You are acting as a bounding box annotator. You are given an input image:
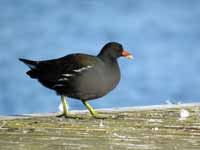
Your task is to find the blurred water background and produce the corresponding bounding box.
[0,0,200,115]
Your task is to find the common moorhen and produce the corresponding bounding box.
[19,42,132,118]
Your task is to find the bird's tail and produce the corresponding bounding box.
[19,58,41,78]
[19,58,38,70]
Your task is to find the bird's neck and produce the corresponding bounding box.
[98,55,119,73]
[98,53,117,63]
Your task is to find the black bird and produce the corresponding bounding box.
[19,42,133,118]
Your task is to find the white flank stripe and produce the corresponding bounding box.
[87,65,93,69]
[62,74,73,77]
[73,65,93,73]
[58,78,68,81]
[53,84,64,88]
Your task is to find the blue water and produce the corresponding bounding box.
[1,0,200,115]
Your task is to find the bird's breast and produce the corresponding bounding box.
[75,63,120,99]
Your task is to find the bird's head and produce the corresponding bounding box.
[98,42,133,60]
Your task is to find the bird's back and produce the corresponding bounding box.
[19,53,121,100]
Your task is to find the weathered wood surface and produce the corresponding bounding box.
[0,103,200,150]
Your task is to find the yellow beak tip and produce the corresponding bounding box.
[126,55,133,59]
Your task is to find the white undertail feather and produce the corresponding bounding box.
[27,64,37,69]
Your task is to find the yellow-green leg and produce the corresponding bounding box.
[57,95,69,117]
[61,95,69,116]
[82,101,100,118]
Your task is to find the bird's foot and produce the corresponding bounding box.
[56,112,86,119]
[93,115,108,119]
[56,112,68,118]
[92,112,105,119]
[90,111,113,119]
[92,112,125,119]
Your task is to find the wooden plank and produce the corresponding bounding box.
[0,103,200,150]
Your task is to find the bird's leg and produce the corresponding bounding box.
[82,101,100,118]
[61,95,69,116]
[57,95,69,117]
[82,101,119,119]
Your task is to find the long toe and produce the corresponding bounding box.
[56,112,68,118]
[92,113,116,119]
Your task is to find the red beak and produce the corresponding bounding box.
[122,50,133,59]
